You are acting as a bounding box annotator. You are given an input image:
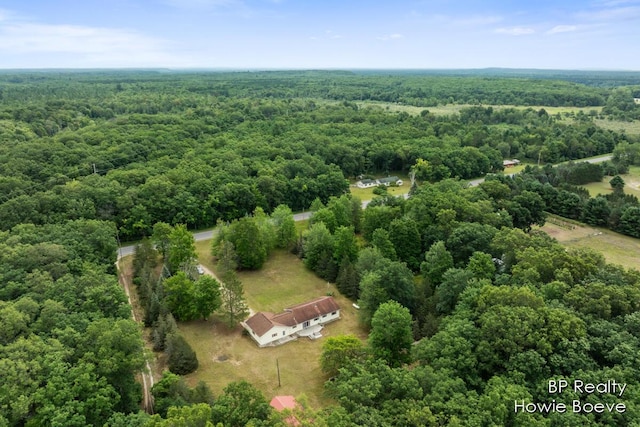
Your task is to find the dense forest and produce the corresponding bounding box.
[1,71,637,240]
[1,70,640,426]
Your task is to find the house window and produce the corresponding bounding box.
[292,325,296,329]
[282,331,285,336]
[322,314,327,318]
[331,311,337,315]
[272,333,278,338]
[314,317,319,321]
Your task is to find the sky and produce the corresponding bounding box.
[0,0,639,70]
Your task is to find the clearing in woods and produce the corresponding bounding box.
[539,218,640,270]
[180,245,366,409]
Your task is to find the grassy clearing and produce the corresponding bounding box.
[181,246,366,409]
[349,173,411,201]
[595,119,640,136]
[538,220,640,271]
[581,166,640,198]
[355,101,603,117]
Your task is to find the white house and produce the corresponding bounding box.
[377,176,403,186]
[356,179,378,189]
[355,176,403,188]
[242,296,340,347]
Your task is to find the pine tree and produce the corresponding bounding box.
[336,256,359,299]
[221,273,250,329]
[166,333,199,375]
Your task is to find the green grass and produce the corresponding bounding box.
[238,251,338,312]
[540,221,640,271]
[349,173,411,201]
[355,101,603,117]
[581,166,640,198]
[181,246,367,409]
[595,118,640,136]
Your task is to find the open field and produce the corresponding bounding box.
[349,174,411,200]
[581,166,640,198]
[355,101,604,117]
[182,246,367,409]
[539,219,640,271]
[595,118,640,136]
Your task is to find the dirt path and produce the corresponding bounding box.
[116,260,155,414]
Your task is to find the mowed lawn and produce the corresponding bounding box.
[181,245,367,409]
[349,176,410,201]
[539,221,640,270]
[581,166,640,198]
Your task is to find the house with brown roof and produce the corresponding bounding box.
[242,296,340,347]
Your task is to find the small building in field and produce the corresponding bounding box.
[270,395,299,411]
[356,179,378,189]
[356,176,403,188]
[270,396,301,426]
[377,176,403,186]
[503,159,521,168]
[242,296,340,347]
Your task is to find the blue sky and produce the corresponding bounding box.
[0,0,639,69]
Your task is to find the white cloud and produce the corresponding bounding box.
[547,25,578,34]
[0,19,194,67]
[377,33,404,41]
[409,12,503,27]
[453,15,503,26]
[495,27,535,36]
[0,8,15,22]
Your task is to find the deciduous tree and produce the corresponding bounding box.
[369,301,413,367]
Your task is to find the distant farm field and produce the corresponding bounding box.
[581,166,640,198]
[355,101,603,117]
[595,118,640,136]
[181,246,366,409]
[539,220,640,270]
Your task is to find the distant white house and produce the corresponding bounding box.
[356,179,378,189]
[356,176,403,188]
[242,296,340,347]
[503,159,521,168]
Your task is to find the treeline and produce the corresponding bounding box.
[503,161,640,238]
[0,70,620,106]
[0,220,146,426]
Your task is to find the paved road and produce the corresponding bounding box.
[467,154,613,187]
[581,154,613,164]
[118,200,378,259]
[118,154,611,257]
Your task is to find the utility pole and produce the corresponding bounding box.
[277,358,281,387]
[92,163,97,174]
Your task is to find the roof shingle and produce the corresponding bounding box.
[244,296,340,337]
